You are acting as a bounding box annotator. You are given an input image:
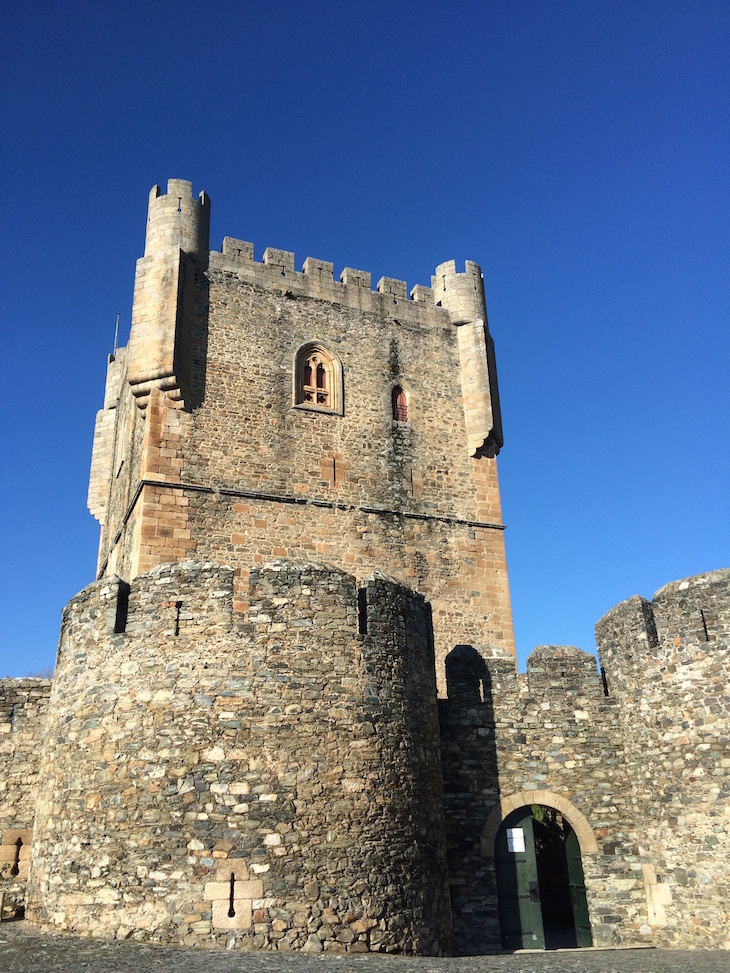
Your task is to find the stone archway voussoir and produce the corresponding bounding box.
[481,789,599,859]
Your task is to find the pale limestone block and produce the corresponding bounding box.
[215,859,250,881]
[204,881,229,901]
[263,248,295,272]
[234,880,263,899]
[221,237,254,262]
[376,276,408,300]
[340,268,371,288]
[302,257,334,279]
[202,747,225,761]
[212,897,252,930]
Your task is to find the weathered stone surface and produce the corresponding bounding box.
[0,678,52,916]
[595,570,730,949]
[439,571,729,953]
[25,561,449,953]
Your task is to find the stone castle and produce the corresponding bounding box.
[1,180,727,953]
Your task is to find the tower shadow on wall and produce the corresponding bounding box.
[186,262,209,411]
[439,645,504,955]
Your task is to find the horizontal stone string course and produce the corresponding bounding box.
[96,477,508,578]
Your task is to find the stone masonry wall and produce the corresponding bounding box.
[439,644,642,955]
[436,570,730,955]
[27,560,449,953]
[0,678,52,915]
[596,569,730,949]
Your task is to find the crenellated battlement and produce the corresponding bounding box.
[525,644,604,695]
[122,177,504,479]
[595,568,730,705]
[210,236,476,322]
[139,181,482,323]
[56,561,235,662]
[444,642,606,709]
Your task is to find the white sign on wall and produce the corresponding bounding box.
[506,828,525,853]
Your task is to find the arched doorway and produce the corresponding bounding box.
[493,804,593,950]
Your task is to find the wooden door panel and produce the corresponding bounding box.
[495,809,545,950]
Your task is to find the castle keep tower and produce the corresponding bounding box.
[88,179,515,689]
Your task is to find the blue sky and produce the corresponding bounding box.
[1,1,728,677]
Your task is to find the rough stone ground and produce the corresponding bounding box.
[1,924,725,973]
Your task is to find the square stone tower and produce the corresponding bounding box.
[88,179,515,689]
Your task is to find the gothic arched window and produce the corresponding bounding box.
[392,385,408,422]
[294,343,343,414]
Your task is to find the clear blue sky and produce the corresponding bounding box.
[1,1,728,677]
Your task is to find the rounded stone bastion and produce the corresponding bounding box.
[26,560,450,954]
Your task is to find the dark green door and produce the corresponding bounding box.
[494,808,545,950]
[566,827,593,947]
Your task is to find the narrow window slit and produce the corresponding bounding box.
[228,872,236,918]
[10,838,22,877]
[357,588,368,635]
[174,600,183,636]
[177,197,182,213]
[114,581,130,634]
[600,666,610,697]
